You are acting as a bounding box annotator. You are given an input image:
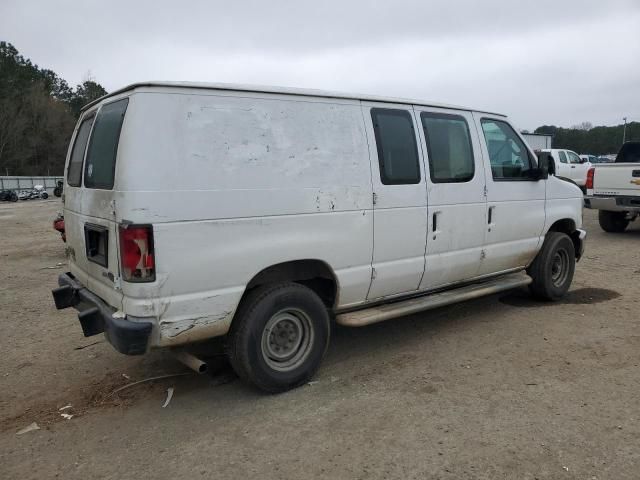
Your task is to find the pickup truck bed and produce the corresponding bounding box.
[584,142,640,232]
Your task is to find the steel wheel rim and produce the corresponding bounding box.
[551,248,570,287]
[261,308,314,372]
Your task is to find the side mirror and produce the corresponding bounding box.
[532,152,554,180]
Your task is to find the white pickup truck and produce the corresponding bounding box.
[540,148,590,190]
[584,142,640,232]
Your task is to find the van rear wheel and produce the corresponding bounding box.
[527,231,575,301]
[227,282,330,393]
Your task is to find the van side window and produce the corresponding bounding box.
[480,119,533,180]
[371,108,420,185]
[67,115,95,187]
[421,112,474,183]
[558,151,568,163]
[84,98,129,189]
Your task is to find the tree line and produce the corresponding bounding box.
[534,122,639,155]
[0,41,107,176]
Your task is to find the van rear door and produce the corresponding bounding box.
[64,98,129,310]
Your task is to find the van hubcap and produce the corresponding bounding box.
[551,248,570,287]
[261,308,314,372]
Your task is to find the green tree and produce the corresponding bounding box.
[0,41,108,175]
[534,122,640,155]
[68,79,108,116]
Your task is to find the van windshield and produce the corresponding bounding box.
[84,98,129,189]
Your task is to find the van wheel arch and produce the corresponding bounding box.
[242,260,339,310]
[547,219,582,260]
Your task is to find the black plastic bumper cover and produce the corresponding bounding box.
[52,273,152,355]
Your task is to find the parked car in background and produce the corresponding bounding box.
[0,189,18,202]
[541,148,590,189]
[53,180,64,197]
[18,185,49,200]
[584,141,640,232]
[52,82,586,392]
[580,154,598,166]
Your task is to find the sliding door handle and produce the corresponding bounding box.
[432,211,441,239]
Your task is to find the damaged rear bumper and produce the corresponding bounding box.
[52,272,152,355]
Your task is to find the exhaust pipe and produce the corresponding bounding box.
[171,349,208,374]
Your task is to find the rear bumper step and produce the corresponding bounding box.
[52,273,152,355]
[336,272,532,327]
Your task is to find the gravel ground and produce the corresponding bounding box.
[0,199,639,479]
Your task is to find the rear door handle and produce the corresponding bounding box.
[488,206,495,228]
[571,165,576,168]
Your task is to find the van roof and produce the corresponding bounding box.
[82,81,507,117]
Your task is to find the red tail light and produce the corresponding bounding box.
[119,224,155,282]
[586,167,595,190]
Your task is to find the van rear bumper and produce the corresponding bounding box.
[52,273,152,355]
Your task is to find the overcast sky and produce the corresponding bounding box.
[2,0,639,130]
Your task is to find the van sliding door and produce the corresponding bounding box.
[415,107,488,290]
[363,103,428,300]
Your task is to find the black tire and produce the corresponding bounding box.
[10,192,18,202]
[227,282,330,393]
[41,192,49,199]
[527,231,575,301]
[598,210,628,233]
[53,187,62,197]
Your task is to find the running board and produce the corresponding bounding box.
[336,272,532,327]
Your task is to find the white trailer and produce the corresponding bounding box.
[522,133,553,150]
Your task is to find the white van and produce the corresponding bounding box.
[52,82,585,392]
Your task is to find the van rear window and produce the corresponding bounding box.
[66,115,95,187]
[371,108,421,185]
[84,98,129,189]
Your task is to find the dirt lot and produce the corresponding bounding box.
[1,199,639,479]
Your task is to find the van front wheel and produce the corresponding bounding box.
[527,231,575,301]
[227,283,330,393]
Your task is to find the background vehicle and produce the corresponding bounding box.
[19,185,49,200]
[541,148,590,188]
[579,154,600,166]
[584,141,640,232]
[0,189,18,202]
[522,132,553,150]
[53,180,64,197]
[52,82,585,392]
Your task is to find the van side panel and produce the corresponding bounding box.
[116,91,374,345]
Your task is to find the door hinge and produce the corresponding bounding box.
[109,199,116,216]
[372,192,378,205]
[113,275,122,291]
[371,267,377,280]
[480,249,486,260]
[483,185,488,197]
